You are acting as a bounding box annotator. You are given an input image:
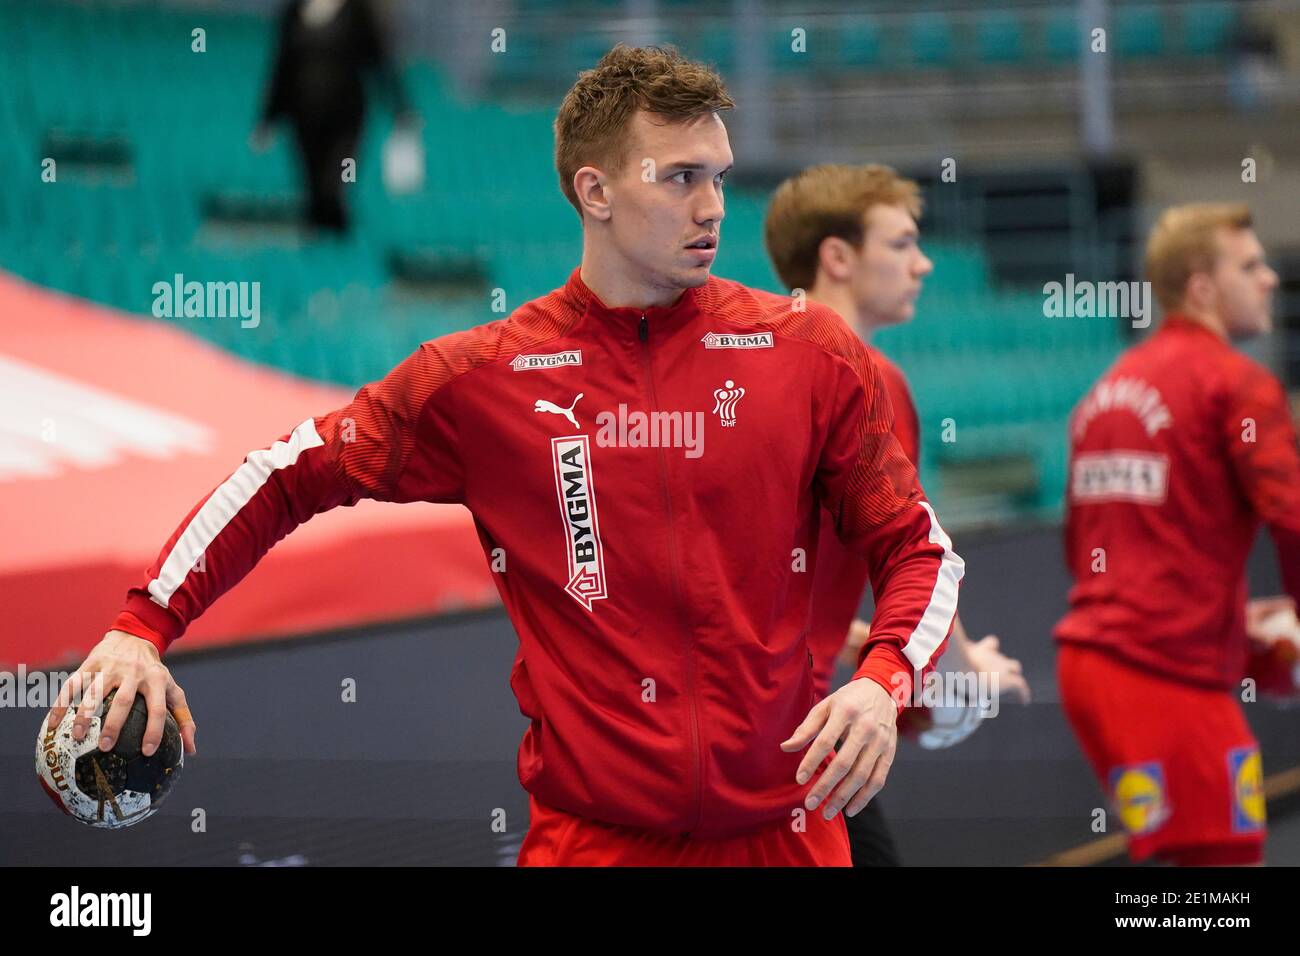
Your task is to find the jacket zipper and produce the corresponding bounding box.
[639,313,704,835]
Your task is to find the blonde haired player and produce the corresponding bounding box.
[765,163,1030,865]
[1056,203,1300,865]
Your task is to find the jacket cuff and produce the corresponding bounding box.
[852,644,914,714]
[113,595,183,655]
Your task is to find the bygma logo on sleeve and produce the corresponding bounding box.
[49,887,150,936]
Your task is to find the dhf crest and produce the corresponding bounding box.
[711,379,745,427]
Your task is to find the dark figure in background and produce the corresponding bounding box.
[253,0,414,233]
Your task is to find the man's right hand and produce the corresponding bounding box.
[45,630,197,758]
[1246,595,1298,644]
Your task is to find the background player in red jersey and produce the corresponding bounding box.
[1056,203,1300,866]
[765,163,1030,865]
[44,47,964,866]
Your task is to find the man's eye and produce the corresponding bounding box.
[673,171,693,184]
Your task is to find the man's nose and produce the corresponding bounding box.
[697,191,725,225]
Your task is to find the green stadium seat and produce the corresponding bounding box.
[836,19,884,71]
[1115,7,1166,59]
[1181,2,1236,56]
[691,28,735,75]
[1045,10,1084,63]
[566,32,615,76]
[1033,428,1072,511]
[907,13,954,69]
[488,30,547,83]
[770,25,813,74]
[976,11,1026,65]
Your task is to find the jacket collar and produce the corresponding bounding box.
[564,267,703,336]
[1160,312,1227,342]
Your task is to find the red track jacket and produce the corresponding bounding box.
[111,268,964,838]
[1055,315,1300,689]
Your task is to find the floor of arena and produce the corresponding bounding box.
[5,526,1299,866]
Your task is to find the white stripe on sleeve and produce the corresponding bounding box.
[147,418,324,608]
[902,500,965,670]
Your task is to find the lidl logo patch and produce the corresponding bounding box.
[1228,746,1266,832]
[1109,762,1168,836]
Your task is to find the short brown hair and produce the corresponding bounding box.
[553,44,734,217]
[1144,203,1254,312]
[764,164,923,291]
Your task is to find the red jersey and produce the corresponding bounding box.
[1055,315,1300,689]
[807,341,924,698]
[110,268,963,839]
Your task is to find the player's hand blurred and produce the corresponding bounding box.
[248,123,275,153]
[44,630,197,758]
[835,618,872,670]
[781,676,897,821]
[1246,595,1298,643]
[964,634,1032,704]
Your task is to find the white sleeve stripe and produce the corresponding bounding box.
[902,500,965,671]
[147,418,324,609]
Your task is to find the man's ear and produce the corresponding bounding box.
[1185,271,1215,311]
[818,235,854,283]
[574,166,612,222]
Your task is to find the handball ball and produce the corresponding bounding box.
[36,690,184,828]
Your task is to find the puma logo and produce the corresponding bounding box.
[534,393,583,428]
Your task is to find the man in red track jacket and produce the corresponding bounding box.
[47,46,963,866]
[1056,203,1300,865]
